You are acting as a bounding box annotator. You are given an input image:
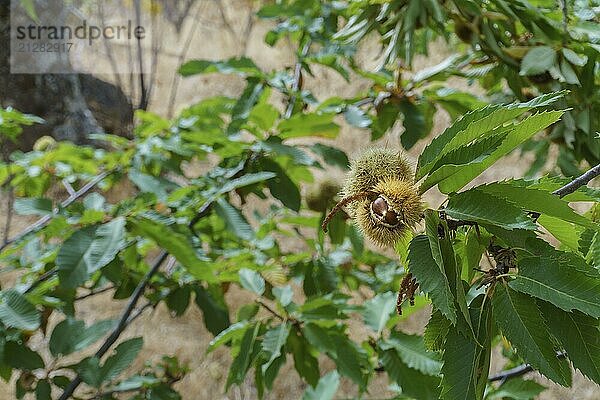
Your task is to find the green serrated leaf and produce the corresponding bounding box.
[131,217,216,283]
[399,99,433,150]
[479,182,592,228]
[35,380,51,400]
[310,143,349,169]
[227,323,261,389]
[13,198,53,216]
[445,189,536,230]
[0,289,40,331]
[261,323,290,373]
[302,370,340,400]
[487,378,546,400]
[538,215,582,252]
[492,284,571,385]
[302,323,366,388]
[214,197,255,241]
[510,256,600,318]
[371,101,400,140]
[249,103,279,131]
[520,46,557,76]
[259,158,301,211]
[408,235,457,323]
[207,321,249,352]
[50,318,114,357]
[179,57,263,77]
[4,341,44,370]
[194,285,230,336]
[381,331,442,376]
[288,327,320,387]
[440,327,478,400]
[344,105,371,128]
[362,291,397,334]
[380,347,441,400]
[539,301,600,384]
[436,111,564,193]
[166,286,191,316]
[417,92,565,180]
[587,231,600,270]
[239,268,265,295]
[273,285,293,307]
[57,217,126,288]
[278,113,340,139]
[419,131,507,193]
[424,309,450,351]
[228,79,265,135]
[99,337,144,385]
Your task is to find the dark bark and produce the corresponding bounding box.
[0,0,133,151]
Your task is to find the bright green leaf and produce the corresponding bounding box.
[445,189,536,230]
[539,301,600,385]
[520,47,557,75]
[492,284,571,385]
[408,235,457,323]
[510,256,600,318]
[302,370,340,400]
[57,218,126,288]
[362,291,396,334]
[0,289,40,331]
[239,268,265,295]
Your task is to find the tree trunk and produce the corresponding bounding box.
[0,0,133,151]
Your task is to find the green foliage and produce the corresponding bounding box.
[0,2,599,399]
[492,284,572,386]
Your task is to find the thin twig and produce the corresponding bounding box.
[239,6,255,56]
[98,2,123,89]
[74,285,115,301]
[188,197,215,233]
[256,299,285,321]
[24,267,58,294]
[58,251,169,400]
[560,0,569,43]
[146,9,162,110]
[62,179,76,196]
[127,300,155,324]
[2,180,14,245]
[488,351,567,383]
[214,0,237,40]
[0,170,113,252]
[256,299,298,326]
[552,163,600,198]
[167,1,206,117]
[284,40,311,119]
[134,0,148,111]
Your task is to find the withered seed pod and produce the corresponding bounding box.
[323,148,423,247]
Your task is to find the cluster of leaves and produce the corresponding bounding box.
[260,0,600,176]
[0,2,599,400]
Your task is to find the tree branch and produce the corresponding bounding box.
[0,170,112,252]
[74,285,115,301]
[166,1,206,117]
[2,179,14,245]
[58,251,169,400]
[552,163,600,198]
[488,351,566,383]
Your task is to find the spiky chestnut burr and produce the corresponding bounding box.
[322,148,423,247]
